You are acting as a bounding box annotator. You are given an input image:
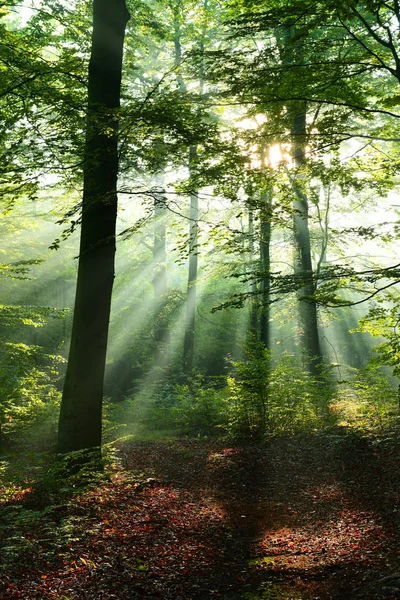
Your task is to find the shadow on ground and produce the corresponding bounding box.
[1,432,399,599]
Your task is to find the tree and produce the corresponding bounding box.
[290,108,323,375]
[247,206,259,338]
[244,163,273,350]
[169,0,202,374]
[182,166,199,374]
[57,0,130,455]
[281,14,323,374]
[259,188,272,349]
[3,0,400,453]
[152,175,170,369]
[0,3,85,212]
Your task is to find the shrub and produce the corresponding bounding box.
[0,342,63,450]
[333,363,398,434]
[171,382,227,437]
[225,349,328,439]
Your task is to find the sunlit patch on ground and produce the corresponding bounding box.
[207,447,242,469]
[255,506,392,570]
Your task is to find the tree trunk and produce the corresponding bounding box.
[171,3,201,374]
[260,190,272,350]
[153,174,170,366]
[183,147,199,374]
[57,0,129,454]
[279,25,323,376]
[291,109,323,376]
[247,207,258,339]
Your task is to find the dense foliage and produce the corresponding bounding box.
[2,2,400,597]
[0,0,399,447]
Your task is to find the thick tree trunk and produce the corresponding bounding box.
[291,110,323,376]
[57,0,129,454]
[183,146,199,374]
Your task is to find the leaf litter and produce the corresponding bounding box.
[0,433,399,599]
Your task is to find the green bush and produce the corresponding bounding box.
[226,349,328,439]
[104,374,228,440]
[171,380,227,437]
[104,354,337,442]
[226,349,271,439]
[138,375,227,437]
[334,363,398,434]
[0,342,63,449]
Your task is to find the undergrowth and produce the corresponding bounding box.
[104,351,399,444]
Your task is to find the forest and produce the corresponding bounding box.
[1,0,400,598]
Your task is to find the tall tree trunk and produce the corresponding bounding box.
[183,149,199,374]
[182,0,209,373]
[279,25,323,376]
[153,174,170,366]
[57,0,129,454]
[247,207,258,339]
[291,109,323,376]
[260,190,272,350]
[171,1,202,374]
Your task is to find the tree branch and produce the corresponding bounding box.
[336,10,398,79]
[325,279,400,308]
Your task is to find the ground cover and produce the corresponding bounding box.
[0,430,399,599]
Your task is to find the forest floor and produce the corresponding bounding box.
[1,429,400,599]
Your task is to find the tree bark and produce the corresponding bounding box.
[153,174,170,366]
[279,25,323,376]
[171,2,201,374]
[260,190,272,350]
[291,109,323,376]
[183,148,199,374]
[57,0,130,454]
[247,207,259,338]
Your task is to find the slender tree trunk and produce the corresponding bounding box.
[279,25,322,376]
[291,109,322,376]
[171,2,202,374]
[153,174,170,365]
[260,190,272,350]
[57,0,129,454]
[183,149,199,373]
[248,207,258,338]
[182,0,209,373]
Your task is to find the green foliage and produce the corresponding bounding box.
[0,260,43,280]
[356,294,400,377]
[226,347,271,438]
[106,351,335,442]
[0,304,67,327]
[170,377,227,437]
[334,364,398,435]
[226,348,327,439]
[112,375,228,438]
[0,341,64,449]
[1,0,400,459]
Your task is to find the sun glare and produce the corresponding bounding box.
[237,114,268,130]
[268,144,291,168]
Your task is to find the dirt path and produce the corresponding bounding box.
[1,432,400,599]
[121,434,400,599]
